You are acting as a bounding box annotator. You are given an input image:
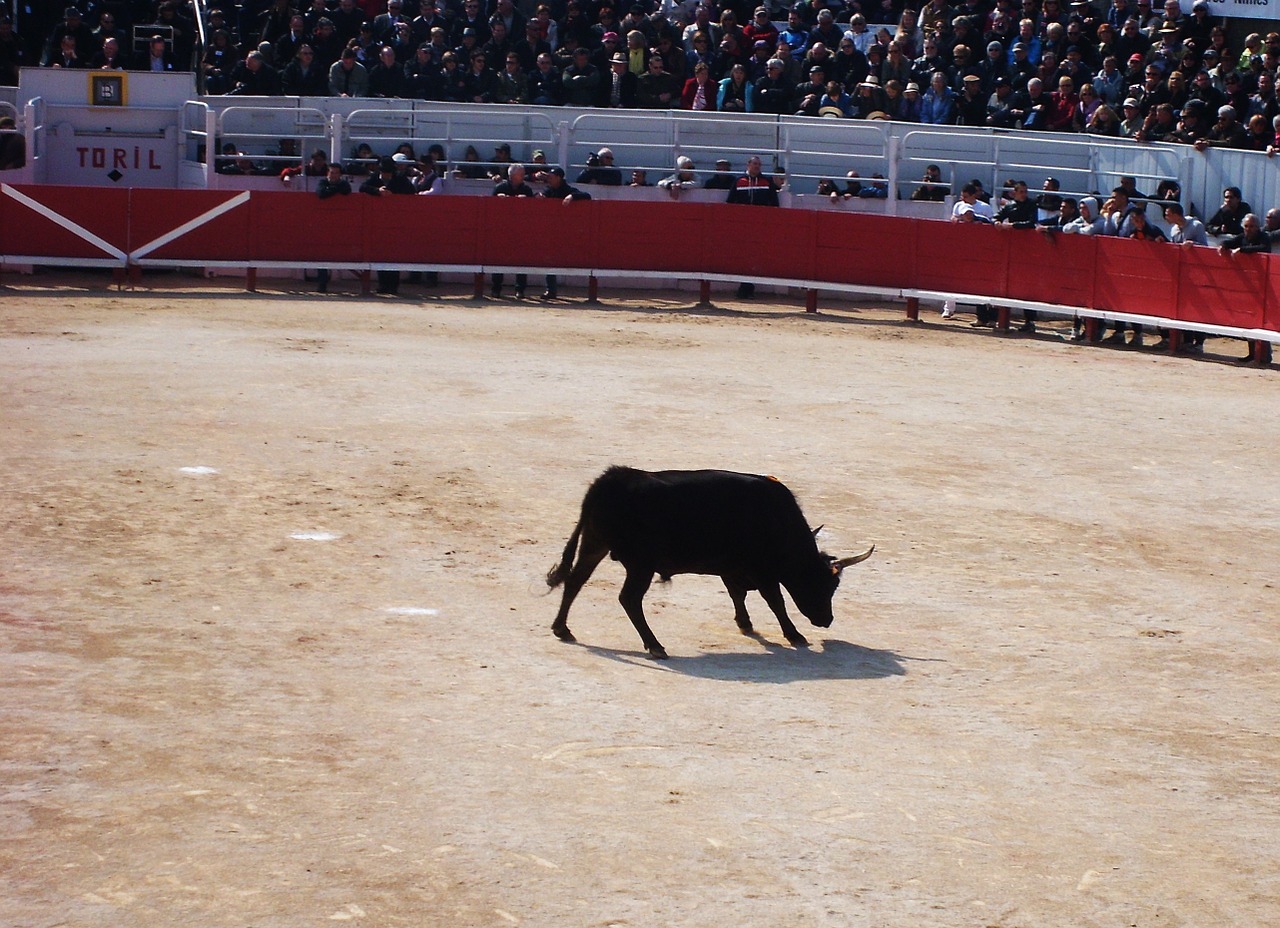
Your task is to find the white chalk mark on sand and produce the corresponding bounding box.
[383,607,439,616]
[179,466,219,475]
[290,532,342,541]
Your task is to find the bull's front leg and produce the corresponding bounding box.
[758,582,808,648]
[619,566,667,659]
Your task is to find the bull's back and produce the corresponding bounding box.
[581,467,815,576]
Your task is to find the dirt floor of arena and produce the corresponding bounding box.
[2,275,1279,928]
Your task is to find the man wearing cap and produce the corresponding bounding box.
[978,40,1005,93]
[955,73,987,123]
[985,76,1016,126]
[743,7,779,49]
[43,6,94,67]
[792,63,828,111]
[705,157,736,190]
[360,156,414,294]
[531,167,591,301]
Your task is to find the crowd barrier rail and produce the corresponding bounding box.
[2,184,1278,353]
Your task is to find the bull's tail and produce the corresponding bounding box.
[546,520,583,589]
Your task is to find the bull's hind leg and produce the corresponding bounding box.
[551,538,609,643]
[723,579,754,635]
[758,581,809,648]
[619,566,666,659]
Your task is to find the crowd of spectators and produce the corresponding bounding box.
[7,0,1279,157]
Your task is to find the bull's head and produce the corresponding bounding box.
[788,546,875,627]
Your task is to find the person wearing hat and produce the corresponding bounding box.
[851,73,884,118]
[603,50,638,107]
[42,5,94,67]
[704,157,736,190]
[985,76,1016,126]
[532,167,591,301]
[956,72,988,124]
[743,7,779,49]
[359,155,414,295]
[978,40,1006,93]
[791,62,828,110]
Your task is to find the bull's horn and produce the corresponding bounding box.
[811,524,824,538]
[833,546,875,570]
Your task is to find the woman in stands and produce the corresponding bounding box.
[682,62,717,110]
[717,62,753,113]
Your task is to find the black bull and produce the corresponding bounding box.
[547,467,874,659]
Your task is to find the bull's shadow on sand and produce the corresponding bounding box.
[579,638,909,684]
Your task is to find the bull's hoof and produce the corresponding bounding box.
[736,622,755,635]
[788,635,810,649]
[647,646,669,660]
[552,626,576,642]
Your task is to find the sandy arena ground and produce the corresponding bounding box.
[2,278,1279,928]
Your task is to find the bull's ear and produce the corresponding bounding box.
[811,524,824,538]
[832,545,875,572]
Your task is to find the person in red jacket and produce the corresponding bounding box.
[681,61,717,109]
[1044,74,1079,130]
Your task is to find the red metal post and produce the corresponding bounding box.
[805,289,818,313]
[246,267,257,292]
[473,272,485,299]
[996,305,1010,332]
[905,296,919,321]
[586,275,599,304]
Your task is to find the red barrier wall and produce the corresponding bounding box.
[1,185,1277,338]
